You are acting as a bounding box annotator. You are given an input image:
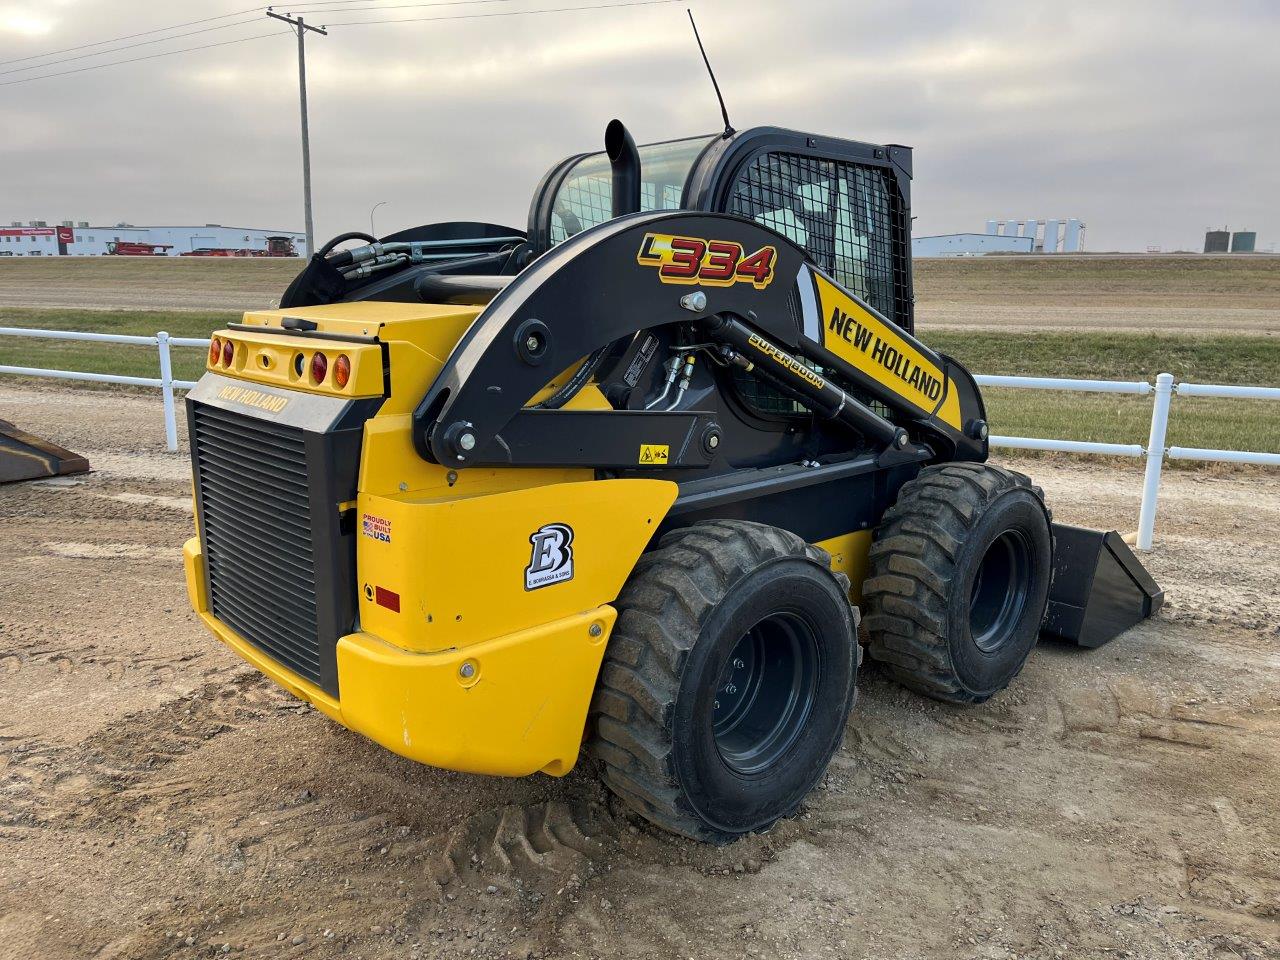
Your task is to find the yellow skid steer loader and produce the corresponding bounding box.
[184,121,1161,840]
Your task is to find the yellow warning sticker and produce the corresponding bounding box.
[639,444,670,465]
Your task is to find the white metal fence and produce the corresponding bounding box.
[2,325,1278,551]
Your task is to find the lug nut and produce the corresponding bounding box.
[589,623,603,638]
[459,661,476,679]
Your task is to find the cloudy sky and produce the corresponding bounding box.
[1,0,1277,251]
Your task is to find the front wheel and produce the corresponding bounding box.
[862,463,1052,704]
[587,520,859,842]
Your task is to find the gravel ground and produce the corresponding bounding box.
[1,384,1277,960]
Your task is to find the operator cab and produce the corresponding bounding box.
[528,126,916,334]
[286,123,916,338]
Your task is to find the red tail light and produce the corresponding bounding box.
[310,351,328,383]
[208,337,221,365]
[334,354,351,388]
[221,339,234,366]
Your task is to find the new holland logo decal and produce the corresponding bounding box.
[637,233,776,289]
[216,384,289,414]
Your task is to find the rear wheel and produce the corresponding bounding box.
[587,520,858,842]
[863,463,1052,704]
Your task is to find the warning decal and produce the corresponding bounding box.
[638,444,670,465]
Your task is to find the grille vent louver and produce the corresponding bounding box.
[191,403,323,686]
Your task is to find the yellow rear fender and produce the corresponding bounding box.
[357,477,678,654]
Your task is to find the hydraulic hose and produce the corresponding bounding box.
[319,231,379,266]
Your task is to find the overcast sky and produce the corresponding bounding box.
[1,0,1277,251]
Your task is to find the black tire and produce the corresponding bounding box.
[587,520,858,842]
[863,462,1052,704]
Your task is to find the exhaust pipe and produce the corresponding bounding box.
[605,119,641,218]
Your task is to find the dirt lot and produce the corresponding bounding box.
[4,255,1278,334]
[1,383,1277,960]
[911,255,1280,335]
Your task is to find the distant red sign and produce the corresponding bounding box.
[0,227,55,238]
[56,226,74,244]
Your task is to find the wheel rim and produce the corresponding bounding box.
[711,612,819,775]
[969,529,1033,653]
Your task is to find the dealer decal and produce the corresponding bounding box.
[525,523,574,590]
[637,233,776,289]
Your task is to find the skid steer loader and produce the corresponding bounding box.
[183,120,1162,841]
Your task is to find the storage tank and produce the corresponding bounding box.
[1231,231,1256,253]
[1204,230,1230,253]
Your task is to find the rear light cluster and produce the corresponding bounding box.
[301,351,352,388]
[207,337,352,390]
[208,336,235,368]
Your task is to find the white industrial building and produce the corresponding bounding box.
[913,219,1087,258]
[985,218,1085,253]
[0,220,307,257]
[913,233,1033,257]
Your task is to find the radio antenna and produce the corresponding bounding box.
[687,8,733,138]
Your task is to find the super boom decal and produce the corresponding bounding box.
[637,232,777,289]
[811,272,962,430]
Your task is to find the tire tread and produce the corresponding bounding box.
[863,463,1047,704]
[587,520,850,841]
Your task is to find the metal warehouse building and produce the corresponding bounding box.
[913,233,1033,257]
[0,221,307,257]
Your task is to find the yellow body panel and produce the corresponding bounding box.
[813,272,962,430]
[336,608,614,776]
[357,479,676,653]
[814,530,873,604]
[186,537,620,776]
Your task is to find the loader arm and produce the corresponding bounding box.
[413,210,987,469]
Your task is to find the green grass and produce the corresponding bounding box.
[0,307,235,383]
[2,309,1277,460]
[928,331,1280,458]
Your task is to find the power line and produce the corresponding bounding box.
[285,0,521,12]
[324,0,679,27]
[0,0,679,86]
[0,18,264,77]
[0,6,267,68]
[0,31,291,87]
[285,0,517,7]
[279,0,512,6]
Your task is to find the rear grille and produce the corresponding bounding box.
[191,403,323,686]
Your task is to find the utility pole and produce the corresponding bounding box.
[267,9,327,257]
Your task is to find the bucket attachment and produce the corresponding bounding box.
[0,419,90,484]
[1042,523,1164,648]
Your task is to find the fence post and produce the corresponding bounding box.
[157,331,178,452]
[1136,372,1174,551]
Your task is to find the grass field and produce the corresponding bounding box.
[3,255,1278,333]
[0,308,234,382]
[2,306,1277,460]
[929,330,1280,458]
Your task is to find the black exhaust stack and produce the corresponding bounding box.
[605,119,641,218]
